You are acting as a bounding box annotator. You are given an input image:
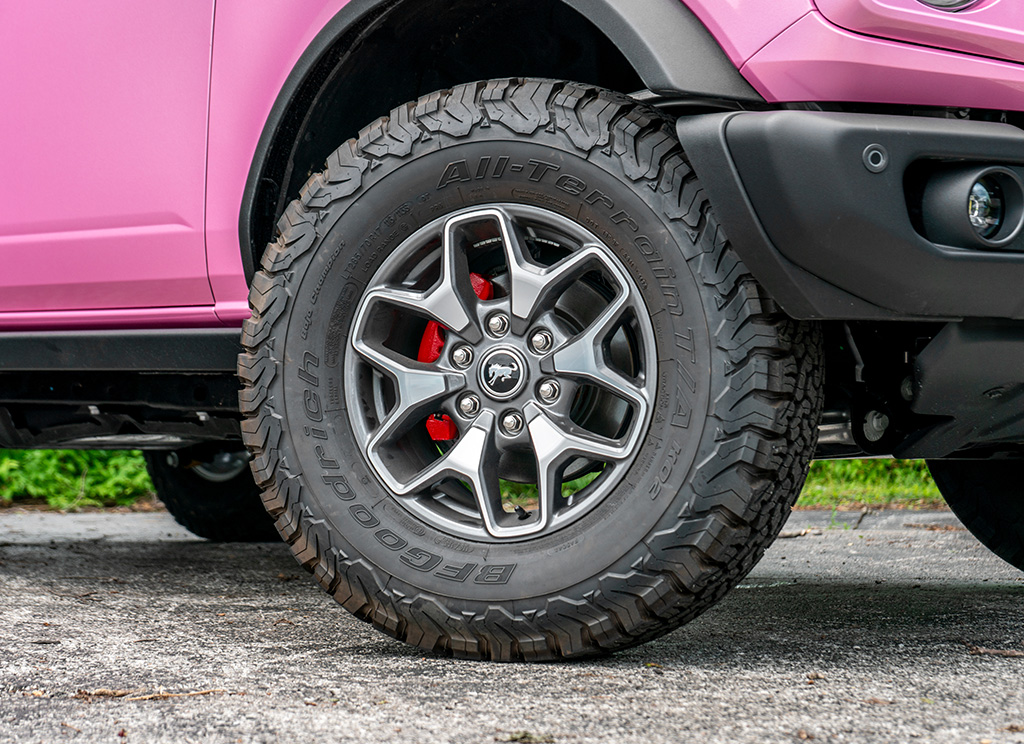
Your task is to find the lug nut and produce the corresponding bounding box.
[501,411,524,436]
[529,329,553,353]
[458,394,481,417]
[487,313,510,337]
[538,379,560,403]
[451,345,473,369]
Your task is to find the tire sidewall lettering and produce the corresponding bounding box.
[282,137,714,601]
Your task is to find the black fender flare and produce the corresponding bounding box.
[238,0,761,279]
[561,0,762,101]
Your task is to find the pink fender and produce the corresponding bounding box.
[814,0,1024,64]
[743,10,1024,111]
[205,1,354,325]
[203,0,818,328]
[681,0,814,67]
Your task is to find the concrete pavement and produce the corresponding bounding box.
[1,508,1023,744]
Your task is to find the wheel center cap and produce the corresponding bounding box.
[479,348,528,400]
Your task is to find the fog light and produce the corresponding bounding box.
[968,177,1004,239]
[922,165,1024,249]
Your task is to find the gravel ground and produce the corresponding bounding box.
[1,509,1023,744]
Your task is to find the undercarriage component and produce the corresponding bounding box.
[0,371,242,449]
[899,320,1024,458]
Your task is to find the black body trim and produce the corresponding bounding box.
[560,0,762,102]
[0,329,243,372]
[678,111,1024,320]
[239,0,761,280]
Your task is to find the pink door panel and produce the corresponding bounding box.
[0,1,215,320]
[814,0,1024,65]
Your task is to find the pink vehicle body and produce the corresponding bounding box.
[3,0,1022,330]
[5,0,1024,659]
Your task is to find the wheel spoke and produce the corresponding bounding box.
[550,292,650,413]
[353,211,487,343]
[354,338,464,447]
[391,411,497,493]
[356,285,477,344]
[488,207,607,332]
[435,415,506,538]
[524,401,630,533]
[369,411,515,538]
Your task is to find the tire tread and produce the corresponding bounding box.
[238,78,823,660]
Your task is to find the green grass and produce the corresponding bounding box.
[500,471,600,510]
[797,458,943,510]
[0,450,944,512]
[0,450,153,510]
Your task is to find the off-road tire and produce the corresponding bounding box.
[143,451,279,542]
[239,78,824,660]
[927,459,1024,570]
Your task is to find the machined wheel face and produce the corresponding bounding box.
[345,205,656,541]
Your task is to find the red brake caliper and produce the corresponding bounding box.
[420,273,494,441]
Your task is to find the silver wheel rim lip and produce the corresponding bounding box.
[344,204,658,543]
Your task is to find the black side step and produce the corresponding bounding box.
[0,328,243,372]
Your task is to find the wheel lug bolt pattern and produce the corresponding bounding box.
[487,313,510,337]
[529,329,553,353]
[458,394,481,417]
[451,345,473,368]
[538,379,560,403]
[501,411,524,435]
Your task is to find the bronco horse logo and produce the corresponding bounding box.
[487,360,519,387]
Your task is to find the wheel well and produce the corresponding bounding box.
[244,0,645,275]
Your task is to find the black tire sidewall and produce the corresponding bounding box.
[278,130,716,602]
[144,452,278,542]
[928,459,1024,570]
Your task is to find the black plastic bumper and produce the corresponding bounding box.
[676,111,1024,321]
